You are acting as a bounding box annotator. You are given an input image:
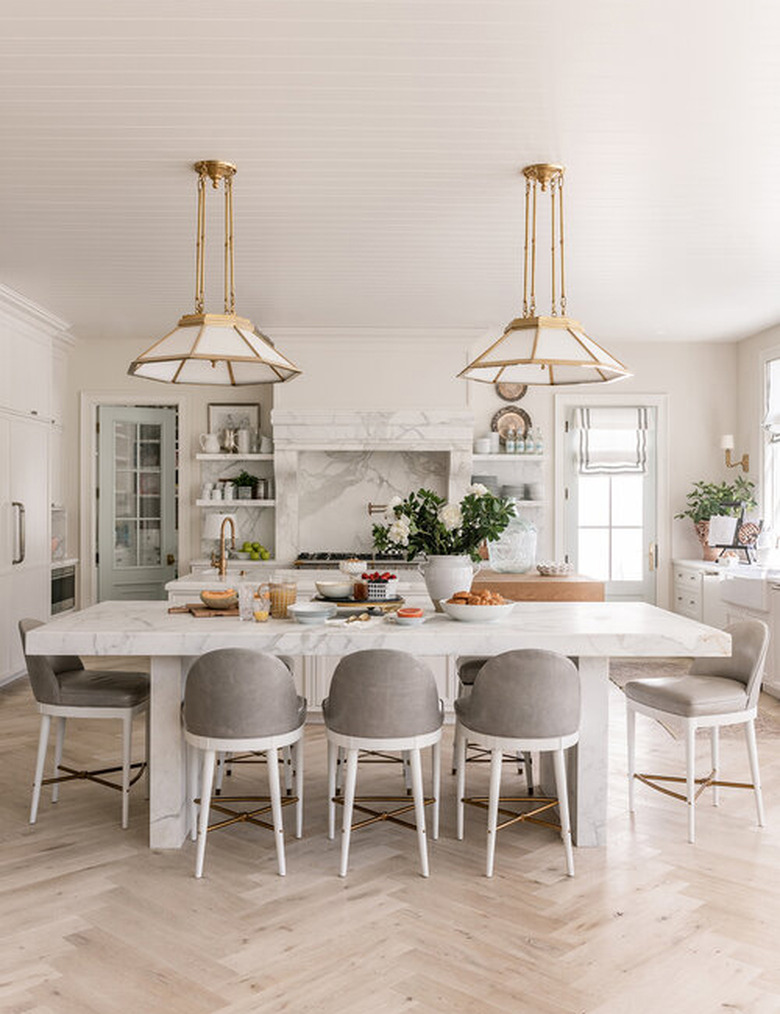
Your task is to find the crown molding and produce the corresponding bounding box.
[0,283,76,348]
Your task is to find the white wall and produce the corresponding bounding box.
[64,329,736,571]
[737,322,780,518]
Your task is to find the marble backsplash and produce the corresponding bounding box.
[297,450,448,552]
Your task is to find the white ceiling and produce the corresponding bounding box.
[1,0,779,345]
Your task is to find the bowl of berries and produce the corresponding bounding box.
[361,570,399,601]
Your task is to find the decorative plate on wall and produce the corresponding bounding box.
[495,381,528,402]
[491,406,532,443]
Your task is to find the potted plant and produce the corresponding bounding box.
[675,477,757,560]
[372,485,514,608]
[234,470,258,500]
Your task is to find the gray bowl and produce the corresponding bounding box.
[287,601,338,625]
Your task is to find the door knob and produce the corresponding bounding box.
[167,553,176,566]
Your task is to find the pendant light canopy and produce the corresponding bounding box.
[128,160,301,386]
[459,163,629,386]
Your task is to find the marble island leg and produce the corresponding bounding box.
[148,656,191,849]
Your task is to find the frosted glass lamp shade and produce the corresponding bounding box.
[459,316,630,386]
[128,314,301,386]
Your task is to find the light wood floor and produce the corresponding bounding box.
[2,676,780,1014]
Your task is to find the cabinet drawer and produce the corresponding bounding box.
[674,591,702,620]
[674,567,701,588]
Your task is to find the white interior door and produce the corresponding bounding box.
[563,406,658,603]
[98,406,177,601]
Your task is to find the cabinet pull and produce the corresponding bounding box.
[12,501,25,564]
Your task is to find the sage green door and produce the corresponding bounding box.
[98,406,177,601]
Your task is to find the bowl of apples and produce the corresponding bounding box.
[237,540,271,562]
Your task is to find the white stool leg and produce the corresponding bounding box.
[523,751,534,794]
[187,742,199,841]
[339,748,359,877]
[266,746,286,876]
[327,739,337,841]
[627,704,636,814]
[51,717,65,803]
[486,749,503,878]
[431,738,441,841]
[335,746,344,794]
[30,714,51,824]
[710,726,720,806]
[402,750,412,795]
[409,747,429,878]
[456,724,467,841]
[121,712,132,829]
[294,736,304,839]
[553,747,574,877]
[685,722,696,844]
[195,749,216,878]
[284,744,293,796]
[214,751,226,795]
[744,718,765,827]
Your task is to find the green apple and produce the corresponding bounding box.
[259,547,270,560]
[249,550,260,560]
[242,541,253,552]
[251,541,261,551]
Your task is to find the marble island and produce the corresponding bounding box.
[27,600,730,853]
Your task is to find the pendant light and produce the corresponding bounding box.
[459,163,629,386]
[128,161,301,386]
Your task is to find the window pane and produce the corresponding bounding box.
[114,521,137,568]
[138,470,160,495]
[139,495,161,519]
[139,441,160,468]
[578,475,610,526]
[612,475,643,527]
[139,520,161,566]
[612,529,644,581]
[115,491,137,518]
[578,529,610,580]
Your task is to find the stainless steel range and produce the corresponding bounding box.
[294,551,413,570]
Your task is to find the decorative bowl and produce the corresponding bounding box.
[339,559,367,577]
[367,578,399,601]
[440,600,515,624]
[315,579,354,600]
[536,561,574,577]
[200,589,238,609]
[287,601,338,625]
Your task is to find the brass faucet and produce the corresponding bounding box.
[211,515,236,578]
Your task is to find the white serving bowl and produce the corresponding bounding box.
[339,559,367,577]
[440,600,515,624]
[287,602,337,625]
[315,579,354,600]
[393,613,425,627]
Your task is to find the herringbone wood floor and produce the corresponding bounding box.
[2,675,780,1014]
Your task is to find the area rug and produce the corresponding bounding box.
[609,657,780,739]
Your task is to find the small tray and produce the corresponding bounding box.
[168,603,240,618]
[312,595,405,613]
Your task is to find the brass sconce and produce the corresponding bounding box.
[721,434,749,473]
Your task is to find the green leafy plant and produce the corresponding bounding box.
[233,470,258,488]
[675,477,757,523]
[372,485,515,562]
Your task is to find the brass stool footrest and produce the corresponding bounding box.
[332,794,435,833]
[462,794,562,833]
[635,770,757,804]
[196,794,299,834]
[41,761,146,793]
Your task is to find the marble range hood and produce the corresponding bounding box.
[270,410,475,561]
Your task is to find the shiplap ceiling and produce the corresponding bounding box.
[1,0,779,345]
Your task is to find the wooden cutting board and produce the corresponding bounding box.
[168,603,240,618]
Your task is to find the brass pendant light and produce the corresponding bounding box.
[459,163,629,386]
[128,160,301,386]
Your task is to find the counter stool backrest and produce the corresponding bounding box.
[688,620,769,710]
[184,649,300,739]
[325,649,442,738]
[467,649,580,739]
[19,618,85,706]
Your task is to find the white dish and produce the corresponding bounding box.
[315,579,354,600]
[440,600,515,623]
[392,613,425,627]
[287,602,337,625]
[536,561,574,576]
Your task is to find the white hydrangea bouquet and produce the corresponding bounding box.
[371,485,515,563]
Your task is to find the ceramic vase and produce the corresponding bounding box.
[418,554,478,611]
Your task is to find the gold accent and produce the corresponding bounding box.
[213,515,235,578]
[725,448,750,472]
[331,794,436,833]
[634,770,760,805]
[41,760,146,793]
[461,793,564,833]
[193,160,237,186]
[522,163,565,189]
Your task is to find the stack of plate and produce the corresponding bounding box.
[501,484,527,499]
[471,474,499,494]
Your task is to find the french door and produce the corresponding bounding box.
[97,405,177,601]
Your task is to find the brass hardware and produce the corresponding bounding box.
[648,542,657,572]
[367,502,388,515]
[634,770,759,806]
[331,794,436,834]
[166,553,176,566]
[41,761,146,793]
[725,448,750,473]
[216,515,235,578]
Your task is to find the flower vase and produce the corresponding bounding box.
[694,521,720,561]
[418,554,479,611]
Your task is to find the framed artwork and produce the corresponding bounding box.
[207,403,260,435]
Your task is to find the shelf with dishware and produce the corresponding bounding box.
[196,499,276,508]
[195,453,275,462]
[196,448,277,559]
[472,453,546,463]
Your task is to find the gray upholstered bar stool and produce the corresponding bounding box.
[183,648,306,878]
[455,649,580,877]
[19,618,149,829]
[323,649,443,878]
[625,619,769,844]
[451,655,534,790]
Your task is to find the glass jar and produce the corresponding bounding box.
[486,506,537,573]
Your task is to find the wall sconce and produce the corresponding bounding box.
[721,434,749,473]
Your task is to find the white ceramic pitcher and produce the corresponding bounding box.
[418,554,480,611]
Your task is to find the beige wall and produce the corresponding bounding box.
[737,322,780,519]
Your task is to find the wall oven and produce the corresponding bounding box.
[51,564,76,615]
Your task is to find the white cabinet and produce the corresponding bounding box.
[671,561,726,628]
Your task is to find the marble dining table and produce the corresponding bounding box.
[26,600,731,850]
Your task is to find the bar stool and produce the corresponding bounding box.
[19,618,149,829]
[183,648,305,878]
[625,619,769,843]
[455,649,580,877]
[451,655,534,790]
[323,649,443,878]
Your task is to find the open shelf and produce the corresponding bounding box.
[472,453,546,462]
[196,453,274,461]
[196,499,276,507]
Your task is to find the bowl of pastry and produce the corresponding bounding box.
[440,590,515,623]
